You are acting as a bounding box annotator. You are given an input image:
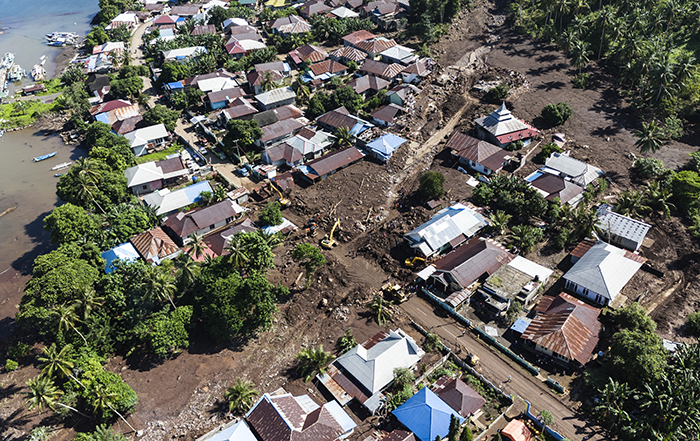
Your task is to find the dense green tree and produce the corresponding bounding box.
[460,426,473,441]
[134,306,193,359]
[541,102,573,126]
[224,378,258,413]
[61,65,87,86]
[74,355,138,421]
[329,86,364,114]
[508,225,544,254]
[292,243,326,288]
[57,159,129,212]
[607,329,667,387]
[258,201,283,227]
[672,171,700,213]
[472,174,548,219]
[223,119,262,153]
[143,104,180,132]
[295,345,334,382]
[195,259,284,341]
[44,203,100,245]
[106,25,131,43]
[84,26,109,48]
[419,171,446,199]
[686,311,700,336]
[109,75,143,99]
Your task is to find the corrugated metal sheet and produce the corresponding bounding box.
[521,293,601,365]
[310,59,347,76]
[130,228,180,262]
[433,237,513,288]
[317,109,357,130]
[342,30,376,45]
[433,376,485,417]
[356,38,396,55]
[305,146,364,177]
[261,118,304,143]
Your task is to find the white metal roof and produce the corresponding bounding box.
[163,46,207,60]
[197,77,238,93]
[404,203,489,256]
[474,102,529,136]
[564,242,644,301]
[255,86,296,106]
[142,181,212,215]
[379,45,417,64]
[330,6,360,17]
[545,152,604,187]
[334,329,424,395]
[124,124,169,148]
[596,204,651,249]
[125,162,163,187]
[508,255,553,282]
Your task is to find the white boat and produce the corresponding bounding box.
[0,53,13,70]
[39,55,47,66]
[31,64,45,81]
[0,130,4,137]
[7,65,23,82]
[50,161,72,171]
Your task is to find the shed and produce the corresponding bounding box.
[596,203,651,252]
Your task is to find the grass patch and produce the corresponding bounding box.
[36,78,65,96]
[0,100,60,129]
[135,145,182,164]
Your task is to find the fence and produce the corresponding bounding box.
[420,288,540,376]
[522,398,567,441]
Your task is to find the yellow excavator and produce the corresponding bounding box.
[321,219,340,249]
[404,256,426,267]
[271,182,290,208]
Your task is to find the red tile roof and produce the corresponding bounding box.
[130,228,180,263]
[289,45,328,63]
[355,38,397,55]
[310,59,348,76]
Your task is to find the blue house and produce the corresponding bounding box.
[366,133,406,163]
[101,242,140,274]
[392,387,465,441]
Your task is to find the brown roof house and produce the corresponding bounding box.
[288,44,329,66]
[262,142,304,168]
[130,227,181,264]
[359,59,404,80]
[318,329,424,414]
[520,293,602,366]
[330,46,368,64]
[164,199,248,246]
[297,146,365,183]
[361,430,416,441]
[431,375,486,418]
[369,103,403,127]
[342,30,377,47]
[427,237,512,299]
[347,75,389,96]
[203,218,258,257]
[245,392,357,441]
[446,131,512,176]
[355,37,397,58]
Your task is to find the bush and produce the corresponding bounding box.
[663,115,683,140]
[541,102,572,126]
[687,311,700,336]
[572,73,590,89]
[631,156,666,179]
[504,139,524,151]
[258,201,283,227]
[8,342,31,359]
[486,83,510,103]
[419,171,445,200]
[5,359,18,371]
[533,142,562,164]
[424,333,441,352]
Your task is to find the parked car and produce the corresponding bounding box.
[238,167,250,177]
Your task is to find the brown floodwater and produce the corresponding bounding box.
[0,129,85,338]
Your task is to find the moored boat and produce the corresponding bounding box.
[31,64,45,81]
[33,151,57,162]
[0,52,14,70]
[54,173,65,177]
[8,64,23,82]
[50,161,72,171]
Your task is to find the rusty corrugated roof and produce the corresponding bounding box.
[130,228,179,262]
[521,293,601,365]
[305,146,364,177]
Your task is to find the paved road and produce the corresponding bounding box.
[401,296,609,441]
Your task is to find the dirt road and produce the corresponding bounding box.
[130,22,158,107]
[401,296,609,441]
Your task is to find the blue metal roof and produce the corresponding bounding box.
[510,317,532,334]
[95,113,111,125]
[184,181,212,203]
[101,242,140,274]
[367,133,406,159]
[167,81,184,90]
[392,387,465,441]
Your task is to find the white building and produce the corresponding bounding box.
[124,124,169,157]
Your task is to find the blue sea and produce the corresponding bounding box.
[0,0,99,335]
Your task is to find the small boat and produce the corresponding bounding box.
[31,64,45,81]
[0,53,13,70]
[50,161,72,171]
[54,173,65,177]
[33,151,57,162]
[0,130,4,137]
[40,55,47,66]
[7,65,23,82]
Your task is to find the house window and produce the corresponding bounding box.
[209,224,215,229]
[142,184,148,190]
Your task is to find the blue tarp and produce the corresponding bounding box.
[101,242,140,274]
[349,121,373,136]
[392,387,465,441]
[167,81,184,90]
[94,113,111,125]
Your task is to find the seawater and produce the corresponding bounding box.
[0,0,99,334]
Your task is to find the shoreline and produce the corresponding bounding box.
[52,45,77,79]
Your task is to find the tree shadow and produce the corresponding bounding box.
[12,210,57,275]
[536,80,566,91]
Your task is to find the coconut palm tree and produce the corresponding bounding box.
[227,235,250,269]
[74,173,106,214]
[489,210,512,236]
[295,80,311,104]
[186,234,207,260]
[36,344,87,389]
[633,120,664,155]
[596,5,615,59]
[176,254,200,288]
[594,378,631,430]
[92,385,137,432]
[224,378,259,413]
[54,304,88,345]
[74,157,101,185]
[73,284,104,321]
[295,345,334,382]
[615,190,650,219]
[508,225,542,254]
[368,294,393,325]
[261,71,277,92]
[213,185,227,202]
[570,39,592,75]
[538,409,554,437]
[141,266,177,309]
[334,126,353,147]
[644,181,675,218]
[256,229,282,250]
[24,375,90,417]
